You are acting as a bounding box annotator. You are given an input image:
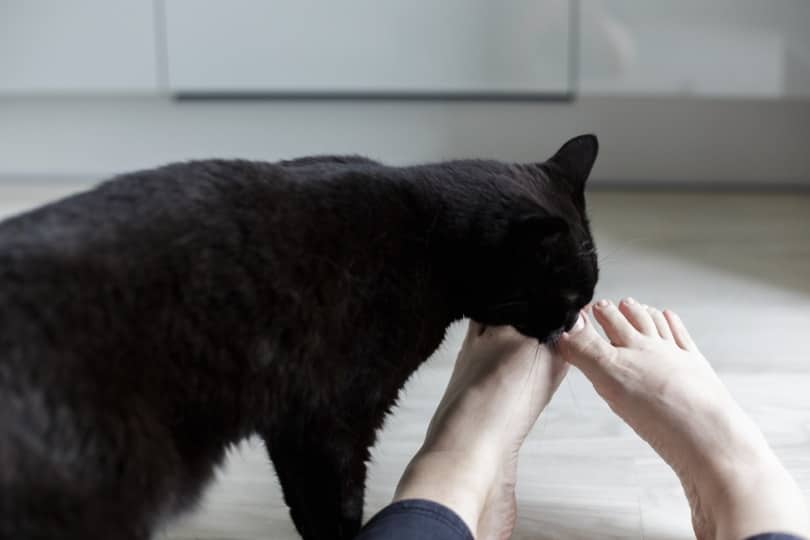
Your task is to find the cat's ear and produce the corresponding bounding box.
[547,134,599,192]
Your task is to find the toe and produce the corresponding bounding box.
[559,312,618,383]
[618,298,658,337]
[592,299,639,346]
[647,307,673,340]
[663,309,697,351]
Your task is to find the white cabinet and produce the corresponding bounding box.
[579,0,810,98]
[0,0,159,93]
[165,0,572,96]
[3,1,807,99]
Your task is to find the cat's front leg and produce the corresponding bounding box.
[263,427,370,540]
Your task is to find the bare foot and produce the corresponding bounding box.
[394,321,568,539]
[559,298,809,540]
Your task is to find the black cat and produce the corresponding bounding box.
[0,135,599,539]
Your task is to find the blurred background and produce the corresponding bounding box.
[1,0,809,185]
[1,1,809,539]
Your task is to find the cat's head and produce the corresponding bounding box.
[463,134,599,342]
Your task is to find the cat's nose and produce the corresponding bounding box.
[563,311,580,331]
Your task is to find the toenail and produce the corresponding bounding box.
[624,297,636,305]
[597,299,610,308]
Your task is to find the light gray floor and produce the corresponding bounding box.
[2,186,808,539]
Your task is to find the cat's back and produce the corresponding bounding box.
[0,154,400,339]
[0,155,390,251]
[0,160,279,248]
[0,159,289,363]
[0,155,390,348]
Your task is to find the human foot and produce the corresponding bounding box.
[394,321,568,539]
[559,298,809,540]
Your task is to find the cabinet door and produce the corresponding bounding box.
[0,0,159,93]
[579,0,810,98]
[165,0,572,96]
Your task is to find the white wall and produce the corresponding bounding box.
[1,96,808,186]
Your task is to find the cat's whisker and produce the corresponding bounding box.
[592,235,656,265]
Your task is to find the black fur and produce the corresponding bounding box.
[0,135,599,539]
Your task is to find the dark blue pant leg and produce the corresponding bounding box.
[746,534,806,540]
[355,499,473,540]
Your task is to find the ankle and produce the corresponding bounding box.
[393,449,495,534]
[700,451,809,540]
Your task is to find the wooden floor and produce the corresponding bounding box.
[2,187,809,539]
